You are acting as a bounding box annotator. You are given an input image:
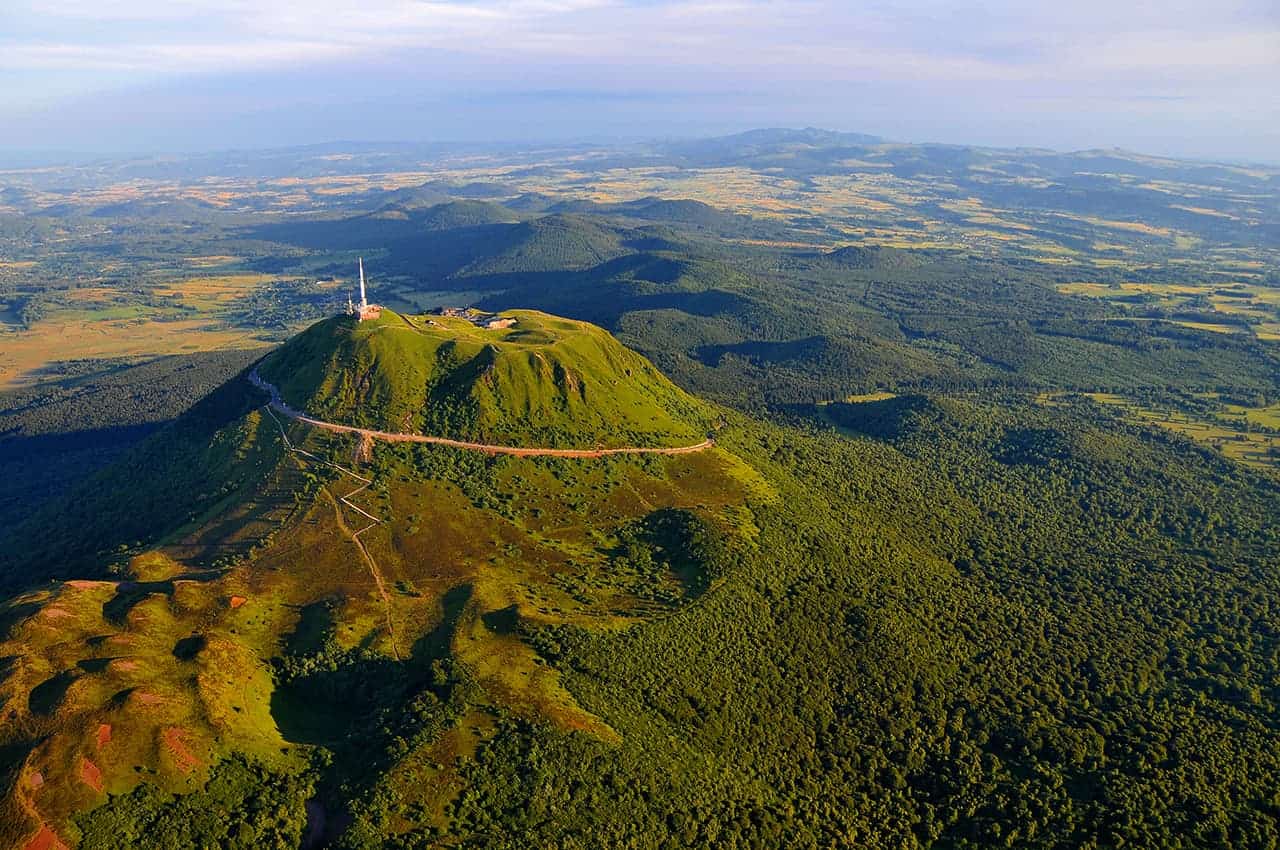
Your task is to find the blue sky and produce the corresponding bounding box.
[1,0,1276,161]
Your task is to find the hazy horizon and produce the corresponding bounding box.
[3,0,1276,165]
[3,125,1279,174]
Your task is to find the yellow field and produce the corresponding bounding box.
[1080,392,1280,473]
[1221,400,1280,429]
[1170,205,1237,219]
[183,255,240,267]
[1063,215,1172,237]
[62,287,125,303]
[1174,321,1239,334]
[816,391,898,407]
[1057,280,1280,342]
[0,316,273,387]
[0,268,351,386]
[154,273,275,310]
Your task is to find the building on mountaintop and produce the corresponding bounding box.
[432,305,516,329]
[346,257,382,321]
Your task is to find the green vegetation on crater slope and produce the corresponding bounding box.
[3,131,1280,850]
[258,309,713,448]
[0,310,763,849]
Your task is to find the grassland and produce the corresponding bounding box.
[258,309,715,448]
[0,373,764,846]
[152,273,275,311]
[1055,280,1280,341]
[1038,391,1280,473]
[0,315,271,388]
[0,270,343,388]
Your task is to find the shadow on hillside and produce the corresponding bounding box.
[0,425,161,541]
[270,585,471,750]
[28,670,78,716]
[411,583,473,663]
[696,336,828,367]
[0,369,273,590]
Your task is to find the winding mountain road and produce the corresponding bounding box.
[249,369,714,458]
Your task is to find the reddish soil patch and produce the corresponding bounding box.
[65,580,112,590]
[96,723,112,749]
[40,607,71,620]
[353,432,374,464]
[162,728,202,773]
[133,691,164,707]
[28,771,43,789]
[228,595,248,609]
[22,826,68,850]
[108,658,140,673]
[79,757,104,793]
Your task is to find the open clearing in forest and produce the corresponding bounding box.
[1070,392,1280,473]
[1057,280,1280,341]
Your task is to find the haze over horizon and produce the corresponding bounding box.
[2,0,1276,164]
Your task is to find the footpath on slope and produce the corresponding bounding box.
[249,369,714,457]
[261,403,401,660]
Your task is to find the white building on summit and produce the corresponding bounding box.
[346,258,382,321]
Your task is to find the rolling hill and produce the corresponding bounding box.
[0,302,1279,849]
[256,309,713,448]
[0,308,764,849]
[4,130,1280,850]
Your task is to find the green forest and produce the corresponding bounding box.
[1,132,1279,849]
[42,392,1280,849]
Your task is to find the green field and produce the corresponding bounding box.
[1037,391,1280,473]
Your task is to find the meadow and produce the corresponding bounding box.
[1057,280,1280,340]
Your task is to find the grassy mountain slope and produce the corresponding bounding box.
[4,373,1279,848]
[0,309,766,848]
[257,309,713,447]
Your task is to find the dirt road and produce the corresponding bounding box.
[262,403,401,660]
[249,369,714,457]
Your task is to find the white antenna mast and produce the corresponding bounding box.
[358,257,368,311]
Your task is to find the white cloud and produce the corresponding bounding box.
[0,0,1274,108]
[1070,30,1280,73]
[1,0,1272,73]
